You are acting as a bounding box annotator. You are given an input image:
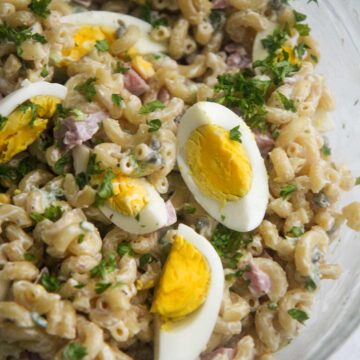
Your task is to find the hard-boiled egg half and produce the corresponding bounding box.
[99,174,174,235]
[177,102,269,232]
[54,11,166,65]
[0,81,67,163]
[151,223,224,360]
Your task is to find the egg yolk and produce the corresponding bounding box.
[151,235,210,321]
[0,96,61,164]
[107,175,149,217]
[185,124,252,206]
[61,25,115,64]
[277,44,300,65]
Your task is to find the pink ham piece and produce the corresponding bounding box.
[157,87,170,103]
[253,130,275,157]
[212,0,230,9]
[225,43,251,69]
[200,348,235,360]
[244,262,271,297]
[165,200,177,227]
[54,111,106,150]
[124,69,150,96]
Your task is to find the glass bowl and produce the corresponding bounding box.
[278,1,360,359]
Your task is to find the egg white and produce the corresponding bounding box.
[252,21,277,63]
[99,178,168,235]
[0,81,67,117]
[177,102,269,232]
[154,223,224,360]
[60,11,166,55]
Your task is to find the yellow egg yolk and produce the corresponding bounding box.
[61,25,115,65]
[107,175,149,217]
[185,124,252,206]
[151,235,210,321]
[0,96,61,164]
[277,44,301,65]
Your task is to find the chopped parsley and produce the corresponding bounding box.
[31,205,63,223]
[54,152,72,175]
[139,100,165,114]
[135,213,140,222]
[95,282,112,294]
[139,253,157,269]
[95,168,115,206]
[261,27,288,56]
[140,2,168,28]
[75,172,88,189]
[55,104,71,119]
[78,234,85,244]
[215,72,271,131]
[0,115,7,130]
[293,10,307,22]
[268,302,279,310]
[183,204,196,215]
[295,23,311,36]
[117,243,134,257]
[0,24,47,56]
[289,226,304,237]
[28,0,51,18]
[18,100,39,127]
[0,165,18,182]
[295,42,310,59]
[277,92,297,112]
[321,143,331,156]
[95,39,109,52]
[40,65,49,78]
[355,177,360,186]
[75,77,97,102]
[76,153,103,189]
[280,184,297,199]
[225,264,251,281]
[209,10,226,32]
[40,272,61,292]
[24,252,35,262]
[111,94,123,107]
[211,224,253,269]
[90,255,117,279]
[229,126,242,143]
[304,276,318,292]
[288,308,309,323]
[147,119,162,133]
[253,58,300,86]
[62,343,88,360]
[114,62,129,74]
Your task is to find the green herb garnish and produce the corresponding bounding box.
[54,152,72,175]
[95,39,109,52]
[295,23,311,36]
[40,65,49,78]
[78,234,85,244]
[41,272,61,292]
[90,255,116,279]
[18,100,39,127]
[209,10,226,32]
[289,226,304,237]
[215,72,271,131]
[139,100,165,114]
[321,143,331,156]
[147,119,162,133]
[288,308,309,323]
[183,204,196,215]
[355,177,360,186]
[111,94,123,107]
[293,10,307,22]
[24,252,35,261]
[280,184,297,199]
[75,77,97,102]
[277,92,297,112]
[139,253,157,269]
[95,168,115,206]
[95,282,112,294]
[225,264,251,280]
[114,62,129,74]
[0,115,7,130]
[62,343,88,360]
[31,205,63,223]
[229,126,242,143]
[28,0,51,18]
[117,243,134,257]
